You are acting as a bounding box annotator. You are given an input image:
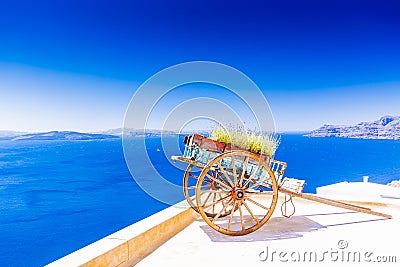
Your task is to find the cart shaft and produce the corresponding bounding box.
[278,188,392,219]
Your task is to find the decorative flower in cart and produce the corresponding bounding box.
[210,124,281,158]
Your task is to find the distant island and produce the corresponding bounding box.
[0,129,209,141]
[96,128,208,138]
[0,131,119,141]
[306,115,400,140]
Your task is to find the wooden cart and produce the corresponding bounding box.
[172,134,392,236]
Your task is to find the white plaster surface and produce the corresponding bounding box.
[137,196,400,267]
[317,182,400,204]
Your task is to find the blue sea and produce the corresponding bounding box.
[1,135,400,266]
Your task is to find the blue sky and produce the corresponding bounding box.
[0,0,399,132]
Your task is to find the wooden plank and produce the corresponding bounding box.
[200,138,226,153]
[170,156,205,169]
[278,188,392,219]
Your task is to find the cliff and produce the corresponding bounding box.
[305,115,400,140]
[5,131,119,141]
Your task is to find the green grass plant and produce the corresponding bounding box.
[210,124,281,157]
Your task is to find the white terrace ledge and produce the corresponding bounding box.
[45,199,199,267]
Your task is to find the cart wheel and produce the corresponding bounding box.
[183,164,234,217]
[183,164,201,212]
[195,150,278,236]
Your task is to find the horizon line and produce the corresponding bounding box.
[0,128,311,134]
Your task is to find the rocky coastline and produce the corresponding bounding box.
[306,115,400,140]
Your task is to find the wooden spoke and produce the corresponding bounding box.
[212,198,234,223]
[243,201,260,224]
[260,179,274,187]
[231,154,237,185]
[246,170,273,191]
[212,193,216,214]
[238,203,245,231]
[189,173,199,179]
[198,190,209,196]
[247,177,272,191]
[243,164,264,188]
[216,161,235,188]
[200,189,230,194]
[218,192,227,208]
[227,200,237,231]
[238,156,249,186]
[216,171,236,191]
[246,196,270,211]
[203,191,213,205]
[187,184,210,189]
[215,171,227,184]
[189,189,214,203]
[204,177,212,183]
[205,173,231,191]
[202,194,231,209]
[246,190,273,195]
[191,190,210,200]
[248,182,262,191]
